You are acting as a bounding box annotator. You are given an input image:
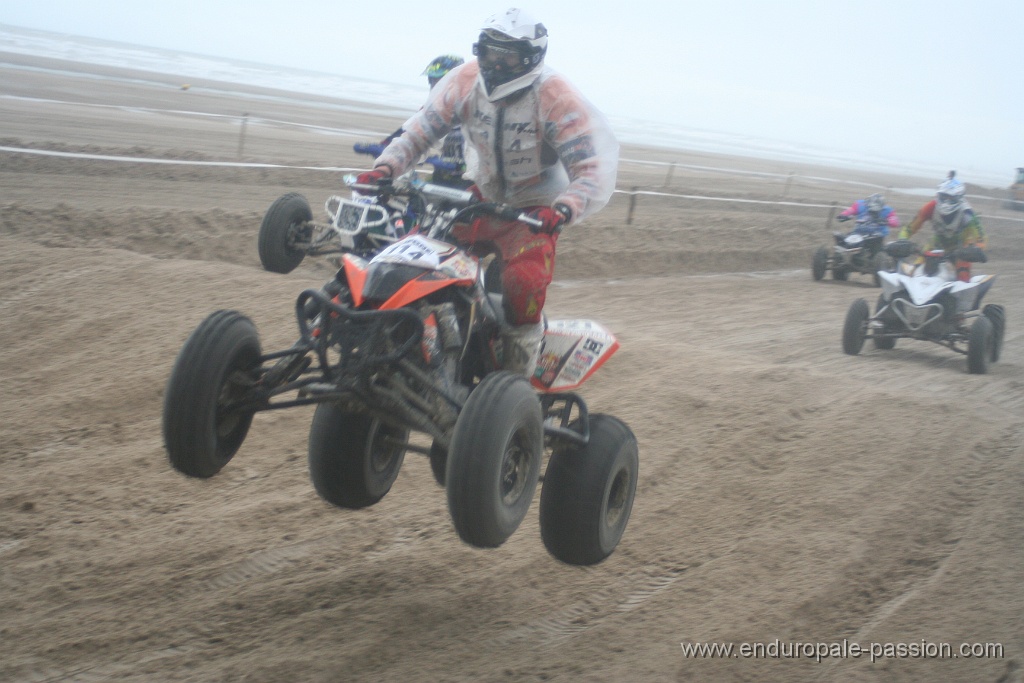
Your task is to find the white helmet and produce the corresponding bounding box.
[473,8,548,100]
[866,193,885,218]
[934,177,967,235]
[935,178,965,217]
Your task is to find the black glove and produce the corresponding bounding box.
[836,214,851,222]
[953,246,987,263]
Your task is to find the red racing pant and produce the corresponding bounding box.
[452,212,558,325]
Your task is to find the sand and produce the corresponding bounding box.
[1,51,1022,683]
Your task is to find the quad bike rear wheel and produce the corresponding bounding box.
[446,371,543,548]
[539,414,638,566]
[258,192,313,274]
[163,310,261,478]
[982,304,1006,363]
[842,298,870,355]
[812,246,829,281]
[307,403,408,509]
[967,316,994,375]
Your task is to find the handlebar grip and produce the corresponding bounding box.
[353,142,386,156]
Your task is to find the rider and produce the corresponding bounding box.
[356,7,620,378]
[896,173,987,281]
[836,192,900,239]
[381,54,471,189]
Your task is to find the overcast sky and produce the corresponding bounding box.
[2,0,1019,184]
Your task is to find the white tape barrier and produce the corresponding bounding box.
[3,145,1023,222]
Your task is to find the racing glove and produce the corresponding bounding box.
[836,214,851,222]
[353,167,392,194]
[527,203,572,235]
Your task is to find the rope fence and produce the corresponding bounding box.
[3,145,1022,230]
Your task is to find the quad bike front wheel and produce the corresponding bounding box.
[811,246,829,281]
[163,310,261,477]
[842,298,870,355]
[872,294,897,350]
[446,371,543,548]
[967,315,994,375]
[307,403,408,509]
[258,192,312,274]
[539,414,639,566]
[982,304,1006,363]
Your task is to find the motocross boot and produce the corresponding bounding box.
[501,321,544,379]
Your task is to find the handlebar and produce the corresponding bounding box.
[342,174,542,230]
[883,239,987,264]
[353,142,459,171]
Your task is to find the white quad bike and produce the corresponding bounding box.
[165,174,638,566]
[812,216,894,286]
[257,143,459,273]
[842,239,1006,374]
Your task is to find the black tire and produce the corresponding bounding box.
[258,192,312,274]
[539,414,639,566]
[812,246,829,281]
[842,298,870,355]
[307,403,407,509]
[163,310,261,478]
[982,304,1005,363]
[429,440,447,487]
[446,371,543,548]
[832,263,849,281]
[967,316,993,374]
[872,251,894,287]
[872,294,897,350]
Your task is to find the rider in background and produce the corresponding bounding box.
[381,54,472,189]
[356,7,619,378]
[896,173,987,282]
[836,192,900,237]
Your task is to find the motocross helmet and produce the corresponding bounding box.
[472,8,548,101]
[866,193,885,221]
[423,54,465,88]
[934,177,966,233]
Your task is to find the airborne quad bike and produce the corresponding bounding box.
[165,175,639,566]
[812,218,894,286]
[841,239,1006,374]
[257,142,460,273]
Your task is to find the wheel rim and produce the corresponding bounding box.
[215,370,250,439]
[605,467,631,528]
[500,431,533,506]
[368,421,403,475]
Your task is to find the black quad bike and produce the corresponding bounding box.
[165,175,638,566]
[812,216,894,286]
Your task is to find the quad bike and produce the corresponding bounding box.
[841,239,1006,374]
[165,175,638,566]
[812,217,894,286]
[257,142,460,273]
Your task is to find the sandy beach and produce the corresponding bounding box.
[1,51,1022,683]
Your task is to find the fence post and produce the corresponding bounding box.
[237,113,249,159]
[825,201,837,229]
[663,163,676,187]
[782,171,794,198]
[626,187,639,225]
